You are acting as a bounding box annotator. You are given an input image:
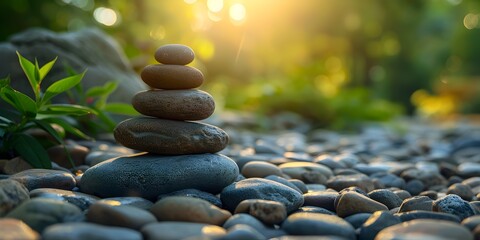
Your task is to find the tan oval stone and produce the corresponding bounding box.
[86,202,157,230]
[279,162,333,184]
[132,90,215,120]
[241,161,283,178]
[140,64,204,89]
[234,199,287,225]
[150,196,231,226]
[336,191,388,218]
[155,44,195,65]
[113,117,228,154]
[375,219,473,240]
[0,218,39,240]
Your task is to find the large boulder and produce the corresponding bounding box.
[0,28,146,107]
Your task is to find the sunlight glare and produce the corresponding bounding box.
[93,7,118,26]
[149,26,166,40]
[464,13,479,30]
[184,0,197,4]
[207,0,223,13]
[229,3,246,22]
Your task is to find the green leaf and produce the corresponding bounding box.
[0,86,37,118]
[16,51,39,99]
[39,104,94,116]
[86,81,118,98]
[41,71,85,104]
[43,117,92,140]
[33,119,63,144]
[9,133,52,169]
[0,76,10,89]
[104,103,139,115]
[38,57,57,84]
[0,115,13,124]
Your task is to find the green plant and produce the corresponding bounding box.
[65,73,138,135]
[0,52,94,169]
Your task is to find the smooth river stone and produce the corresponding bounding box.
[79,153,239,200]
[114,117,229,155]
[140,64,204,89]
[155,44,195,65]
[132,90,215,120]
[375,219,473,240]
[220,178,304,213]
[281,212,356,240]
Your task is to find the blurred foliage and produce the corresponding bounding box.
[1,0,480,128]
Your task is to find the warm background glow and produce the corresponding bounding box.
[1,0,480,127]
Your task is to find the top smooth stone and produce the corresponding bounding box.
[141,64,204,89]
[155,44,195,65]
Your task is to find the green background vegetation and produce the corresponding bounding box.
[1,0,480,128]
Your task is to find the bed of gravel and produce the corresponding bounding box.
[1,116,480,240]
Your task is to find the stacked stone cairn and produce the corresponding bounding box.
[79,44,239,200]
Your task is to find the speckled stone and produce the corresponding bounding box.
[42,222,142,240]
[0,179,29,216]
[80,153,238,200]
[281,212,356,240]
[234,199,287,225]
[375,219,473,240]
[150,196,231,226]
[141,222,226,240]
[9,169,76,191]
[132,90,215,121]
[154,44,195,65]
[140,64,204,89]
[0,218,39,240]
[114,117,229,154]
[433,194,475,220]
[220,178,304,213]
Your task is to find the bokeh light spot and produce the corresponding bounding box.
[149,26,166,40]
[464,13,479,30]
[229,3,246,22]
[184,0,197,4]
[207,0,223,13]
[93,7,118,26]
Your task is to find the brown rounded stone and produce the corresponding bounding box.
[241,161,283,178]
[86,202,157,230]
[47,144,89,168]
[150,196,231,226]
[132,90,215,120]
[113,117,228,154]
[154,44,195,65]
[336,191,388,218]
[278,162,333,184]
[375,219,473,240]
[141,222,226,240]
[234,199,287,225]
[0,218,39,240]
[140,64,204,89]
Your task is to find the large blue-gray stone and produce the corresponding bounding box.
[79,153,238,200]
[220,178,304,213]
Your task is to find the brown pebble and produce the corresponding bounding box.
[86,202,157,230]
[336,191,388,218]
[155,44,195,65]
[114,117,228,155]
[132,90,215,120]
[140,64,204,89]
[0,218,39,240]
[241,161,283,178]
[234,199,287,225]
[150,196,231,226]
